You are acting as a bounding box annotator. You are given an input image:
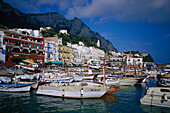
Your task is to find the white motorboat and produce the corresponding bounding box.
[140,87,170,108]
[36,82,108,98]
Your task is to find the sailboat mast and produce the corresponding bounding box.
[124,57,127,78]
[103,55,106,85]
[14,65,16,87]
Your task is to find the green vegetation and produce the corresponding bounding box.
[41,29,57,37]
[0,25,8,29]
[143,54,154,62]
[11,55,26,62]
[124,51,140,55]
[58,33,107,52]
[41,28,107,52]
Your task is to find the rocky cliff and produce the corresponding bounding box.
[0,0,118,52]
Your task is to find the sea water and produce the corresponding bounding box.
[0,79,170,113]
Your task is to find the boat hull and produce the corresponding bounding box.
[140,87,170,108]
[119,78,138,86]
[106,86,119,94]
[0,86,31,92]
[36,83,108,98]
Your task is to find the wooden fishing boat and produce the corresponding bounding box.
[36,82,108,98]
[18,81,39,89]
[0,84,31,92]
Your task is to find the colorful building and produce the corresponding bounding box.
[58,45,74,62]
[0,29,45,67]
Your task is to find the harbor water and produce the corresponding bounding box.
[0,79,170,113]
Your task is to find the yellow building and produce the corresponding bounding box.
[58,45,74,62]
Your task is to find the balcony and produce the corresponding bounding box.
[5,35,43,44]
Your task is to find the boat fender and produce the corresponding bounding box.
[162,94,168,102]
[81,88,83,97]
[62,89,65,97]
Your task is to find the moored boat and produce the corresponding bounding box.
[0,84,31,92]
[36,82,108,98]
[140,87,170,108]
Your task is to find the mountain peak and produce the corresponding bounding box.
[0,0,118,52]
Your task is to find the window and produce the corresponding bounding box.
[34,44,36,48]
[6,47,10,52]
[48,43,50,47]
[37,45,39,49]
[29,43,32,47]
[15,41,20,46]
[25,42,28,47]
[40,45,42,49]
[47,53,50,58]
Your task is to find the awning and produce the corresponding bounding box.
[22,59,37,64]
[146,64,154,67]
[45,61,63,65]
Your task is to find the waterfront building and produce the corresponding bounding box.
[0,29,45,67]
[109,51,122,57]
[89,47,105,59]
[44,35,62,62]
[58,45,74,63]
[69,42,105,65]
[9,28,42,38]
[109,57,123,67]
[125,56,143,66]
[44,40,58,62]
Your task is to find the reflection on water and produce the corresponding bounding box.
[0,79,170,113]
[36,96,107,112]
[141,104,170,113]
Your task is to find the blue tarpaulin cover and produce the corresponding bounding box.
[146,64,154,67]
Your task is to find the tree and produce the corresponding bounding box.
[143,54,154,62]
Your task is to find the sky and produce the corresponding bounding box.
[4,0,170,63]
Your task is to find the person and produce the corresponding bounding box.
[93,75,98,82]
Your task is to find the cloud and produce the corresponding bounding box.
[4,0,170,24]
[66,0,170,24]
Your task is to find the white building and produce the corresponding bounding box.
[59,30,68,35]
[40,27,52,32]
[109,51,122,57]
[89,47,105,59]
[68,42,105,64]
[97,40,100,47]
[125,56,143,66]
[44,40,58,62]
[9,28,42,38]
[0,31,6,63]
